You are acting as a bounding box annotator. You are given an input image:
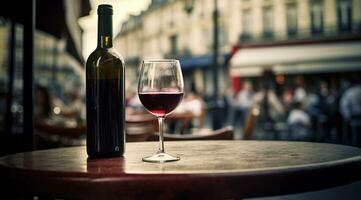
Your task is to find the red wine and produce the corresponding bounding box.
[139,92,183,117]
[86,5,125,158]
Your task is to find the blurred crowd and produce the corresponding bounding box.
[221,75,361,146]
[29,73,361,147]
[124,73,361,147]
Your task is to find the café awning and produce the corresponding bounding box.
[180,53,230,71]
[230,41,361,76]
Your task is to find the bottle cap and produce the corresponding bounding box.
[98,4,113,15]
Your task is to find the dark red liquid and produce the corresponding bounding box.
[139,92,183,117]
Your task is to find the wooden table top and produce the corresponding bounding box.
[0,141,360,199]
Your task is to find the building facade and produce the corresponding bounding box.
[115,0,233,96]
[115,0,361,95]
[229,0,361,95]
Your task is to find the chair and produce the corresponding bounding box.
[126,114,157,142]
[287,123,313,141]
[34,121,86,149]
[243,106,259,140]
[147,126,234,141]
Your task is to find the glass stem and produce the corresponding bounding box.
[158,117,165,153]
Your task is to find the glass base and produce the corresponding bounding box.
[142,152,180,163]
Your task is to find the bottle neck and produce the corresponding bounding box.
[97,14,113,48]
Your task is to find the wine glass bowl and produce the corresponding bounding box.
[138,92,183,117]
[138,59,184,162]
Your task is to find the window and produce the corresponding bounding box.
[263,6,274,38]
[169,35,178,55]
[337,0,352,32]
[286,3,298,36]
[310,0,324,34]
[241,9,252,40]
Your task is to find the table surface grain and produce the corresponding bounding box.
[0,141,360,199]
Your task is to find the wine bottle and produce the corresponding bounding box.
[86,4,125,158]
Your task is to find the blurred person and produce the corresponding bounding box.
[340,79,351,93]
[233,81,255,130]
[253,73,284,139]
[294,76,306,103]
[340,78,361,146]
[254,88,284,124]
[339,82,361,121]
[287,102,311,127]
[282,87,294,115]
[314,81,335,141]
[171,92,204,134]
[304,88,321,137]
[182,92,204,120]
[34,85,86,149]
[287,102,312,141]
[66,90,86,124]
[59,82,86,124]
[35,85,52,122]
[221,88,235,126]
[326,82,343,141]
[332,79,352,141]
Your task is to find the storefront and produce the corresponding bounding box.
[229,41,361,91]
[180,53,230,96]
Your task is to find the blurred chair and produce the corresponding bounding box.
[287,123,313,141]
[34,122,86,149]
[35,113,158,147]
[243,106,259,140]
[126,114,157,142]
[147,126,234,141]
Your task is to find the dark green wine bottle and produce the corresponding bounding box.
[86,4,125,158]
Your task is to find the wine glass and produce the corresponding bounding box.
[138,59,184,162]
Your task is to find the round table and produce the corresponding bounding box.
[0,141,360,199]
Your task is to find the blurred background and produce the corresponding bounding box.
[0,0,361,155]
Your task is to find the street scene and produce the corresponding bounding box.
[0,0,360,199]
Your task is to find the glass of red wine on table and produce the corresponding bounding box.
[138,59,184,163]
